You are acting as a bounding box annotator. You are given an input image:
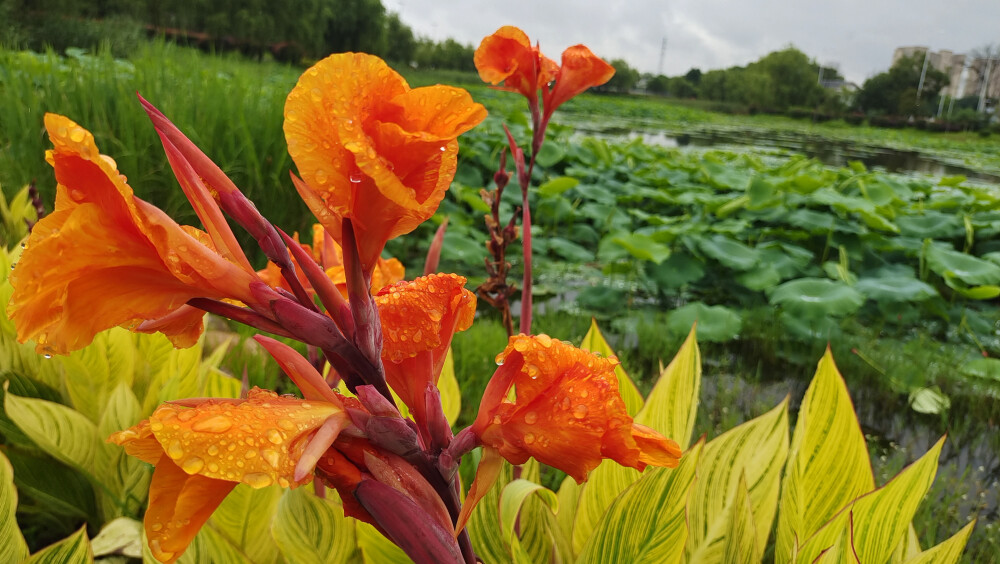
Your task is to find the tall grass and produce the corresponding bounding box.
[0,41,307,257]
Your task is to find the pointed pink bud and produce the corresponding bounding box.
[356,385,399,418]
[278,228,354,338]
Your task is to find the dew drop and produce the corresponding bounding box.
[573,405,589,419]
[207,444,219,456]
[176,410,196,422]
[523,433,535,445]
[524,412,538,424]
[208,462,219,473]
[266,429,284,445]
[69,128,86,142]
[580,389,589,398]
[151,523,163,532]
[150,420,164,431]
[243,472,274,488]
[9,263,16,270]
[315,169,328,185]
[166,440,184,460]
[43,353,52,359]
[192,415,233,433]
[349,173,362,184]
[439,146,446,152]
[263,449,281,469]
[244,450,258,459]
[181,457,205,474]
[491,415,502,425]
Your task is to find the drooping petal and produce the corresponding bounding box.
[143,455,237,564]
[542,45,615,119]
[7,114,261,355]
[475,26,557,101]
[284,53,486,271]
[472,335,681,483]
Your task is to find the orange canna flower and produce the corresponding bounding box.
[541,44,615,121]
[7,114,262,355]
[284,53,487,273]
[375,273,476,423]
[474,26,558,102]
[473,334,681,482]
[109,388,350,563]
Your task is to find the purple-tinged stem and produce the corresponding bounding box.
[185,297,295,339]
[278,228,355,338]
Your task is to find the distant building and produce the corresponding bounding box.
[892,46,999,103]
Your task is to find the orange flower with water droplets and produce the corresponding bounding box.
[7,114,262,355]
[284,53,487,273]
[109,388,350,563]
[474,26,558,102]
[375,273,476,422]
[474,334,681,481]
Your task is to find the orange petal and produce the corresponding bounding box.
[7,115,259,354]
[148,388,341,488]
[543,45,615,117]
[455,445,503,536]
[144,454,237,563]
[107,419,164,465]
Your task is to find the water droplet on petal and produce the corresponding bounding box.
[573,405,589,419]
[207,445,219,456]
[192,415,233,433]
[263,449,281,469]
[243,472,274,488]
[176,410,196,422]
[151,523,163,532]
[166,440,184,460]
[43,353,52,359]
[524,411,538,424]
[349,173,362,184]
[523,433,535,445]
[182,457,205,474]
[150,420,164,431]
[208,462,219,473]
[315,169,328,185]
[277,419,296,431]
[267,429,284,445]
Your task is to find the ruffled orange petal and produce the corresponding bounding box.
[472,335,681,482]
[144,455,237,563]
[376,274,476,416]
[543,45,615,117]
[7,115,259,355]
[284,54,485,271]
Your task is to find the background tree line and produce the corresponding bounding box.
[0,0,477,69]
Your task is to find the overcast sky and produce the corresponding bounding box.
[385,0,1000,85]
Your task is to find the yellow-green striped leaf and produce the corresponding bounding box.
[167,523,248,564]
[775,348,875,563]
[901,520,975,564]
[150,340,202,411]
[25,525,93,563]
[468,458,514,564]
[98,383,149,518]
[4,385,102,477]
[798,437,945,563]
[722,473,762,564]
[576,440,702,564]
[439,347,461,426]
[90,517,142,558]
[634,324,700,449]
[199,368,241,400]
[357,521,412,564]
[890,524,922,562]
[555,476,581,542]
[272,488,358,564]
[580,319,643,416]
[210,483,282,563]
[571,460,640,554]
[499,479,558,563]
[0,450,29,563]
[685,399,789,562]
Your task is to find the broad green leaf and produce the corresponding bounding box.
[610,232,671,264]
[634,324,700,449]
[357,521,412,564]
[579,319,643,416]
[571,460,640,555]
[538,176,580,197]
[925,245,1000,286]
[775,349,874,563]
[547,238,594,262]
[722,474,761,564]
[439,347,462,426]
[98,384,148,517]
[272,488,358,564]
[665,303,742,343]
[685,399,789,562]
[4,386,102,478]
[498,479,558,561]
[199,368,242,400]
[210,483,282,563]
[555,476,580,540]
[24,526,93,563]
[854,277,938,302]
[890,524,921,562]
[798,438,945,563]
[169,523,248,564]
[645,253,705,289]
[0,450,29,563]
[576,441,702,564]
[768,278,864,317]
[901,520,974,564]
[90,517,142,558]
[5,450,99,525]
[698,235,760,271]
[155,341,202,407]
